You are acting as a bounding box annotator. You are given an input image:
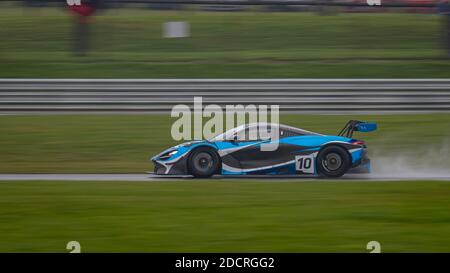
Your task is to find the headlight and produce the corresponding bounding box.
[159,150,178,160]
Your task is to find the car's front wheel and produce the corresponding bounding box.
[316,145,351,178]
[187,147,220,178]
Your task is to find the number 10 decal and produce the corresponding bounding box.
[295,155,315,174]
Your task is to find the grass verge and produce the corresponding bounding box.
[0,180,449,252]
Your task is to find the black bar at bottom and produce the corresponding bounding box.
[0,253,447,272]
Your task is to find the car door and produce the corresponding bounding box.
[226,125,295,172]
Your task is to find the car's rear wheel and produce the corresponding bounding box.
[316,145,351,178]
[187,147,220,178]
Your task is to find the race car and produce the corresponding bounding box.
[151,120,376,178]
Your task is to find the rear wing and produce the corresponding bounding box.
[338,120,377,138]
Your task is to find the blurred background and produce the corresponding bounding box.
[1,0,450,78]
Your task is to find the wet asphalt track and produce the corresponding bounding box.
[1,173,450,181]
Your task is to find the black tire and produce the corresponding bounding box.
[316,145,351,178]
[187,147,220,178]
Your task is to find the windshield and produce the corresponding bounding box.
[208,123,320,142]
[209,124,247,142]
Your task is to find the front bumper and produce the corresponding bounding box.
[152,156,189,175]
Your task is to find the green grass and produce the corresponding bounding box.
[0,180,449,252]
[0,114,449,173]
[1,7,450,77]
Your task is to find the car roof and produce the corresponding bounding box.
[245,123,322,136]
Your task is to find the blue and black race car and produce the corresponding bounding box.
[151,120,376,178]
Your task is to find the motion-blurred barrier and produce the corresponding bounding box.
[1,79,450,113]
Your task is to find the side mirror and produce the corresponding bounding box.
[231,135,238,145]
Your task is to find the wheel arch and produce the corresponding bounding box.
[186,145,222,174]
[318,142,352,160]
[315,142,353,178]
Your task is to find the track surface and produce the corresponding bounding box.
[1,173,450,181]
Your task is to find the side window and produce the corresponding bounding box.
[234,125,296,141]
[280,129,303,138]
[235,126,261,141]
